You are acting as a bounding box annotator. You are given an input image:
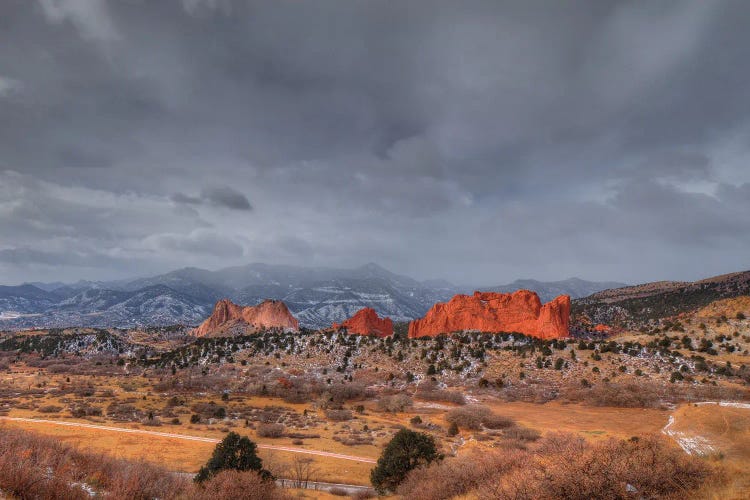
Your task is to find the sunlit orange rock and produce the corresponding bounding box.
[593,324,611,333]
[408,290,570,339]
[193,298,299,337]
[333,307,393,337]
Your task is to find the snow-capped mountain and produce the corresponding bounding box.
[0,284,59,316]
[0,263,624,330]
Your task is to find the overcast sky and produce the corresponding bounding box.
[1,0,750,286]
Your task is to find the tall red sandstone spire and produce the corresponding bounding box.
[408,290,569,339]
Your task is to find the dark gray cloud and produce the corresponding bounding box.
[172,186,252,210]
[0,0,749,285]
[0,247,112,267]
[200,186,252,210]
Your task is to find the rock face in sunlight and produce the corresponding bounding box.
[408,290,570,339]
[193,298,299,336]
[333,307,394,337]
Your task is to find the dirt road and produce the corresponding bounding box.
[0,416,377,464]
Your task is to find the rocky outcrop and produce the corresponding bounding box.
[193,298,299,337]
[332,307,393,337]
[408,290,570,339]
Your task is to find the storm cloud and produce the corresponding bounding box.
[1,0,749,285]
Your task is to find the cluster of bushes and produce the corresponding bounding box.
[397,433,716,500]
[376,394,413,413]
[325,409,354,421]
[191,401,228,420]
[37,405,63,413]
[445,405,514,431]
[561,380,750,409]
[415,380,466,405]
[70,404,103,418]
[562,382,665,409]
[256,423,285,438]
[0,427,288,499]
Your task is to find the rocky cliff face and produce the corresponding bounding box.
[193,298,299,337]
[332,307,393,337]
[408,290,570,339]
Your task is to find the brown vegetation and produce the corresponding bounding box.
[398,433,717,500]
[445,405,514,431]
[325,409,354,421]
[376,394,412,413]
[191,470,288,500]
[0,427,289,499]
[415,380,466,405]
[256,423,285,438]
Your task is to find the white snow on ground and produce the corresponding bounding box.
[661,415,716,455]
[415,402,452,410]
[693,401,750,410]
[719,401,750,409]
[70,482,96,497]
[663,401,750,455]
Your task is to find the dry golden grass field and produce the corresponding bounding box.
[4,398,750,498]
[1,389,742,488]
[0,397,667,481]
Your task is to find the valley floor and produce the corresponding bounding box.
[2,395,749,497]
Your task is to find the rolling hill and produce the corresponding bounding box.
[571,270,750,328]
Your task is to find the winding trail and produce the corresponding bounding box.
[0,416,377,464]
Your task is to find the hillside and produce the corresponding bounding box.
[572,270,750,328]
[486,277,626,303]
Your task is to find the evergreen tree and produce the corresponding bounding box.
[194,432,271,483]
[370,429,440,493]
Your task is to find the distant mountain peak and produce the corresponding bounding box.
[356,262,392,275]
[0,262,628,331]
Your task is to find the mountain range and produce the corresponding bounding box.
[0,263,625,330]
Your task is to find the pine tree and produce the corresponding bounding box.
[194,432,271,483]
[370,429,440,494]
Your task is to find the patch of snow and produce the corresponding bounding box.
[662,414,715,455]
[70,482,96,497]
[663,401,750,455]
[693,401,750,409]
[416,402,452,410]
[719,401,750,409]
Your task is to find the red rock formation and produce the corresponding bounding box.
[193,298,299,337]
[593,324,611,333]
[408,290,570,339]
[333,307,393,337]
